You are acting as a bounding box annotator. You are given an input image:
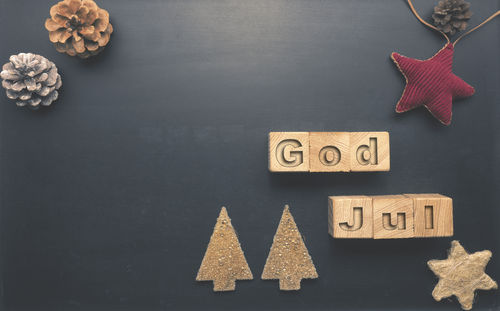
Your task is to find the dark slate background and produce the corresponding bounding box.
[0,0,499,310]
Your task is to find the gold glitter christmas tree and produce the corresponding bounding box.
[196,207,253,291]
[261,205,318,290]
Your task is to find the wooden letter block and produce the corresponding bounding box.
[372,195,414,239]
[405,194,453,237]
[350,132,390,172]
[328,196,373,238]
[329,193,453,239]
[269,131,390,172]
[269,132,309,172]
[310,132,350,172]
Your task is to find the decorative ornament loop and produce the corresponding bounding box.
[407,0,499,46]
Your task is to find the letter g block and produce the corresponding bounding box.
[269,132,309,172]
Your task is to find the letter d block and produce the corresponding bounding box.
[350,132,390,172]
[269,132,309,172]
[404,194,453,237]
[328,196,373,238]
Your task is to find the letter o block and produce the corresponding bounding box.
[269,132,309,172]
[310,132,350,172]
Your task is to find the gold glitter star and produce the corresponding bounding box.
[196,207,253,291]
[428,240,497,310]
[261,205,318,290]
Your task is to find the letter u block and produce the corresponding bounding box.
[372,195,414,239]
[328,196,373,238]
[269,132,309,172]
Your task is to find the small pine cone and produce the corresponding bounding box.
[1,53,62,108]
[432,0,472,35]
[45,0,113,58]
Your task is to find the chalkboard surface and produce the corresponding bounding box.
[1,0,499,310]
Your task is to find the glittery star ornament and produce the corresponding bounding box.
[391,43,475,125]
[428,240,497,310]
[261,205,318,290]
[196,207,253,291]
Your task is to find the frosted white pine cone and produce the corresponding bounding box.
[1,53,62,108]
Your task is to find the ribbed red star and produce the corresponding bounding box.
[391,43,475,125]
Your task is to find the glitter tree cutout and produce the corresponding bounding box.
[196,207,253,291]
[261,205,318,290]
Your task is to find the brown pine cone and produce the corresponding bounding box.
[45,0,113,58]
[432,0,472,36]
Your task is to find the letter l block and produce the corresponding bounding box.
[405,194,453,237]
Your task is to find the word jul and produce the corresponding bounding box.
[269,132,390,172]
[328,194,453,239]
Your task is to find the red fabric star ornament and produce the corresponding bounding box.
[391,43,475,125]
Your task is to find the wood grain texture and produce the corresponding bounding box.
[329,194,453,239]
[269,132,309,172]
[329,196,373,238]
[270,132,390,172]
[1,0,496,309]
[372,195,414,239]
[349,132,390,172]
[310,132,350,172]
[405,194,453,237]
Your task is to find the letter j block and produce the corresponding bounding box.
[328,196,373,238]
[269,132,309,172]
